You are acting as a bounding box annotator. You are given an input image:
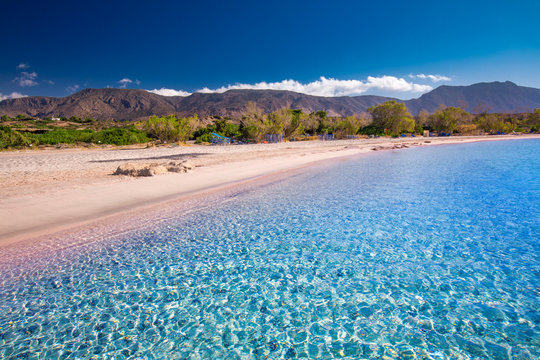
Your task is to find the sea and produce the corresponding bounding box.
[1,139,538,359]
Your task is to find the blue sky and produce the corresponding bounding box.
[1,0,539,100]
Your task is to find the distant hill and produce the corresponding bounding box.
[1,81,539,120]
[0,88,178,121]
[174,90,394,118]
[405,81,540,114]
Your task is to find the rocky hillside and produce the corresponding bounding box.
[405,81,540,114]
[1,81,539,120]
[0,88,178,121]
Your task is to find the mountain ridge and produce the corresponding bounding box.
[1,81,539,121]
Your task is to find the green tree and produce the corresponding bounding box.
[315,111,334,134]
[526,109,540,131]
[177,114,198,142]
[367,101,415,136]
[265,110,286,135]
[240,102,267,141]
[142,114,197,143]
[284,109,305,138]
[333,114,366,138]
[303,112,320,135]
[428,106,472,133]
[213,118,241,138]
[415,109,429,133]
[475,113,515,133]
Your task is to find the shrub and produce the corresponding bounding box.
[27,129,95,145]
[428,106,473,133]
[240,102,266,141]
[195,132,213,144]
[91,127,150,145]
[367,101,415,136]
[194,119,241,143]
[359,124,384,136]
[456,124,479,135]
[143,114,198,143]
[22,127,150,146]
[0,126,32,149]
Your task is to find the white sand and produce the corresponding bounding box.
[0,135,537,246]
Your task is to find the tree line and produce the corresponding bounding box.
[1,101,539,148]
[142,101,540,143]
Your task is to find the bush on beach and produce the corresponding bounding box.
[0,125,32,149]
[368,101,415,136]
[142,114,198,143]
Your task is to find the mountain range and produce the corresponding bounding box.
[1,81,539,121]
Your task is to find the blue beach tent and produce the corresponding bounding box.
[211,133,231,145]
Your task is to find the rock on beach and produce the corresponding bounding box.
[114,160,194,177]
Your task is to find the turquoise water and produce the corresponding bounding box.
[1,139,539,359]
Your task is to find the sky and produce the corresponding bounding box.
[1,0,539,101]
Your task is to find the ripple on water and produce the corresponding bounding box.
[1,139,539,359]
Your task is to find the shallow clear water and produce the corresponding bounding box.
[1,139,539,359]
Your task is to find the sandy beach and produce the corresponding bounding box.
[1,134,538,247]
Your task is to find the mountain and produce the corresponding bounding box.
[1,81,539,120]
[174,90,394,118]
[0,88,393,120]
[405,81,540,114]
[0,88,178,121]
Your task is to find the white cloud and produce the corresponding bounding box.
[147,88,192,97]
[0,92,27,101]
[46,80,55,85]
[147,76,434,98]
[66,84,80,93]
[409,73,451,82]
[16,63,30,70]
[118,78,133,88]
[14,71,38,87]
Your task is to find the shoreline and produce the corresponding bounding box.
[1,134,538,249]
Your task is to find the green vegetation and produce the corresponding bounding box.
[0,126,32,148]
[142,114,198,143]
[0,105,538,149]
[25,127,150,146]
[427,106,473,133]
[368,101,415,136]
[194,118,241,143]
[0,126,150,149]
[0,114,150,149]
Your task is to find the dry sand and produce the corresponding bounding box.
[1,134,537,247]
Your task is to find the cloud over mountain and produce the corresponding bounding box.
[148,88,191,97]
[148,76,434,98]
[0,92,27,101]
[1,81,539,120]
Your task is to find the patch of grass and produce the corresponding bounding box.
[0,126,32,149]
[27,129,95,145]
[90,127,150,145]
[9,126,152,147]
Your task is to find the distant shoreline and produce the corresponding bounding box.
[0,134,538,253]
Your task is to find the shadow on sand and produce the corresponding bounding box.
[89,153,210,163]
